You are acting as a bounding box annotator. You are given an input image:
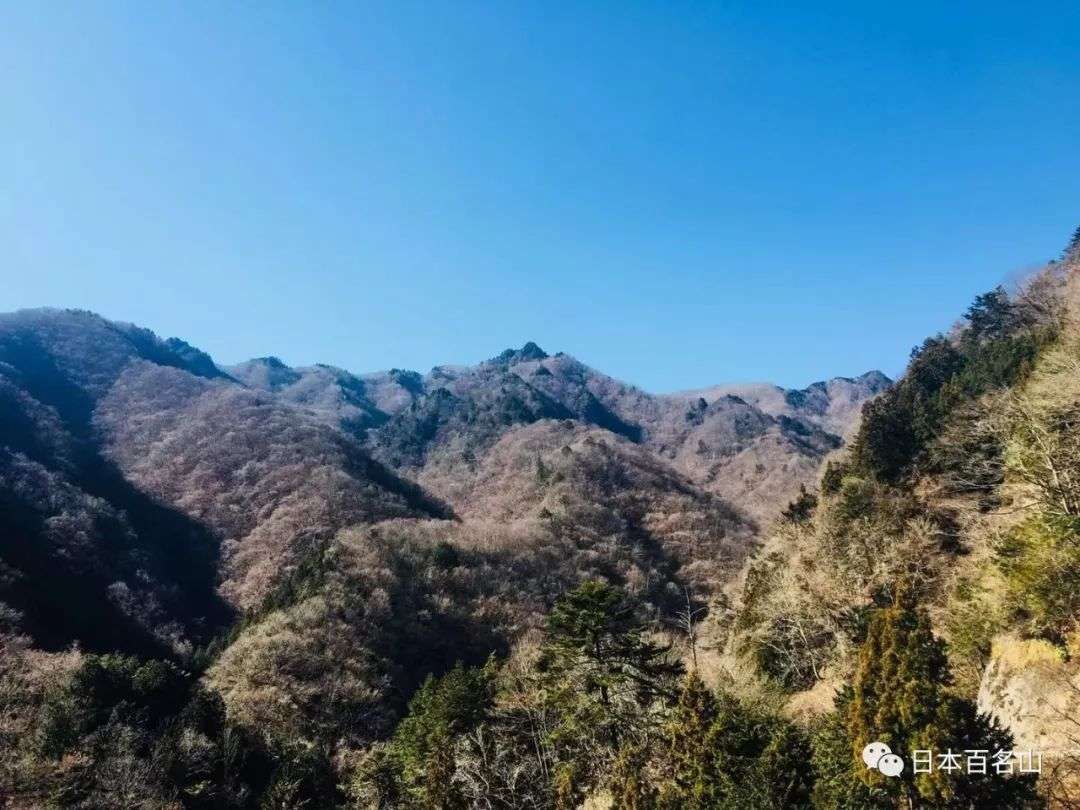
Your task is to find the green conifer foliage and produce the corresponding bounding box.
[386,661,495,807]
[849,582,946,802]
[610,743,658,810]
[541,580,683,723]
[657,673,720,809]
[1063,224,1080,263]
[782,484,819,523]
[539,581,683,798]
[652,672,814,809]
[847,583,1041,807]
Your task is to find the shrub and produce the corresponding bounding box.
[995,515,1080,643]
[653,673,814,808]
[37,654,187,757]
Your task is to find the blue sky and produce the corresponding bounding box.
[2,2,1078,391]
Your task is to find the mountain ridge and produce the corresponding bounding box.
[220,339,887,524]
[0,307,888,806]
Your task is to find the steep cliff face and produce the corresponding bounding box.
[977,635,1080,759]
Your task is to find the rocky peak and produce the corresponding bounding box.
[491,341,549,366]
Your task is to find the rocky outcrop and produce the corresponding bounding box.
[978,634,1080,800]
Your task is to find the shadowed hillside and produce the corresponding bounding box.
[0,311,234,656]
[0,306,888,806]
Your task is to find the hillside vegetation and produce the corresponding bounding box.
[9,230,1080,808]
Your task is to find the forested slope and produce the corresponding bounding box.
[338,231,1080,809]
[0,301,874,806]
[20,237,1065,808]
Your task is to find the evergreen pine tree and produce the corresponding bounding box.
[385,661,494,807]
[810,689,895,809]
[540,581,683,801]
[655,673,814,809]
[542,580,683,715]
[657,673,720,809]
[963,287,1015,344]
[847,581,1041,807]
[782,484,819,523]
[424,731,464,810]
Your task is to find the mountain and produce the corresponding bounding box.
[364,347,886,525]
[219,343,886,529]
[0,310,443,642]
[677,370,893,437]
[227,357,390,435]
[96,362,444,610]
[0,306,884,806]
[716,248,1080,804]
[207,420,754,756]
[0,312,875,636]
[0,310,235,656]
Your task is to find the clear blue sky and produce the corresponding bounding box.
[3,2,1078,391]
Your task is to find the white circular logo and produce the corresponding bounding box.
[877,753,905,778]
[862,741,892,769]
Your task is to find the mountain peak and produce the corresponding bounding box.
[856,369,892,389]
[227,356,301,391]
[256,355,291,369]
[520,341,548,360]
[491,341,549,365]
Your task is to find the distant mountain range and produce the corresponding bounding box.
[229,340,889,527]
[0,307,885,657]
